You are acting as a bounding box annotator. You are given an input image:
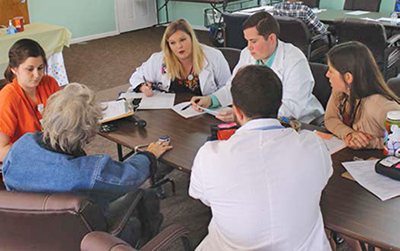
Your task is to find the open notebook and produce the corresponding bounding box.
[99,99,134,124]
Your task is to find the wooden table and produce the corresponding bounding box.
[320,148,400,251]
[316,9,392,25]
[97,84,220,173]
[97,85,400,249]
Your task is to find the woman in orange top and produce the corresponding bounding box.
[0,39,60,162]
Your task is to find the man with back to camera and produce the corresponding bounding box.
[189,65,333,250]
[191,12,324,124]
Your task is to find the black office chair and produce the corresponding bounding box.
[333,18,400,80]
[219,47,241,73]
[344,0,381,12]
[301,0,321,8]
[221,12,248,49]
[387,77,400,97]
[275,16,331,62]
[309,62,331,126]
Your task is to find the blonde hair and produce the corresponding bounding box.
[161,19,205,80]
[42,83,103,154]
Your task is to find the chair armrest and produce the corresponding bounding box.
[309,114,325,127]
[388,33,400,46]
[81,231,134,251]
[107,189,144,236]
[310,31,334,48]
[140,224,191,251]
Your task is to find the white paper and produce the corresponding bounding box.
[312,8,326,14]
[195,105,232,116]
[313,131,347,155]
[324,136,347,155]
[235,5,273,15]
[342,160,400,201]
[377,17,400,24]
[119,91,175,109]
[346,10,370,15]
[100,100,128,123]
[361,17,378,22]
[172,102,205,118]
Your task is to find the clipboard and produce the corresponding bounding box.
[99,99,134,124]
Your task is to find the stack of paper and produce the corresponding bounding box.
[119,91,175,109]
[342,160,400,201]
[314,131,347,155]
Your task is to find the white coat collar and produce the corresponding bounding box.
[198,50,210,93]
[270,40,285,76]
[237,118,283,133]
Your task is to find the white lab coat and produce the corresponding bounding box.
[190,118,333,251]
[213,40,324,123]
[129,44,231,95]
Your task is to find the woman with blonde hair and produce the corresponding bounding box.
[3,83,172,209]
[325,41,400,150]
[129,19,231,96]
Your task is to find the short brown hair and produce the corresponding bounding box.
[243,11,280,39]
[231,65,282,119]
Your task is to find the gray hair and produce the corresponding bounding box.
[42,83,103,154]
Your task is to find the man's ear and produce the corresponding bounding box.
[344,72,353,85]
[268,33,277,43]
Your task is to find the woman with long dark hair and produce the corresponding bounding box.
[325,41,400,149]
[0,39,60,161]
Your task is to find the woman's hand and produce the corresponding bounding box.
[191,96,211,112]
[146,140,173,159]
[139,82,153,97]
[216,109,235,123]
[345,131,373,149]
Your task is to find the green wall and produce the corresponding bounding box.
[27,0,397,40]
[28,0,116,39]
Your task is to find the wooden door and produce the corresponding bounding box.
[0,0,30,27]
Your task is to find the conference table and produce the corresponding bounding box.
[97,84,400,250]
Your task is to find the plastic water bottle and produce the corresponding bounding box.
[391,11,398,25]
[6,20,18,35]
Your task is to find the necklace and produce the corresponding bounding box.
[22,89,43,128]
[187,65,194,81]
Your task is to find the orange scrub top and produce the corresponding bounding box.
[0,75,60,143]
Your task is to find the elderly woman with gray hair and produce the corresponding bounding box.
[2,83,172,209]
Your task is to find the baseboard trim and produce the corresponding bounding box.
[70,30,120,44]
[158,23,208,31]
[192,25,209,31]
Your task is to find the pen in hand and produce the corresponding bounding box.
[181,99,199,111]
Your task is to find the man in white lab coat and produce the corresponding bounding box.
[191,11,324,124]
[189,65,333,251]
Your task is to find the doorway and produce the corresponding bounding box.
[115,0,157,33]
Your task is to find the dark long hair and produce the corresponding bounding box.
[326,41,400,121]
[4,39,47,82]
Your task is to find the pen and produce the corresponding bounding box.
[181,99,199,111]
